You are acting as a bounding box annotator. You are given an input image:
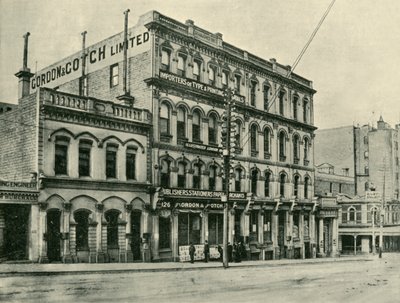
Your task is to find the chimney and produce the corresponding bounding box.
[15,32,34,99]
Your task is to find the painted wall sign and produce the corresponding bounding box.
[184,142,221,153]
[159,71,245,102]
[31,26,150,91]
[365,191,382,201]
[161,188,246,200]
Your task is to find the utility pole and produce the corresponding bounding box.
[220,88,237,268]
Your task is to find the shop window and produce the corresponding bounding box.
[192,110,201,142]
[249,211,258,235]
[209,166,217,190]
[178,213,201,246]
[208,213,223,245]
[193,163,202,189]
[193,60,201,81]
[279,131,286,161]
[126,146,137,180]
[235,168,242,192]
[263,210,272,242]
[293,175,300,198]
[279,91,285,115]
[74,210,89,251]
[160,103,170,135]
[161,49,170,72]
[250,124,258,155]
[105,210,119,249]
[54,136,69,175]
[159,216,171,249]
[234,74,241,93]
[208,114,217,145]
[280,173,286,197]
[264,171,271,197]
[293,95,298,120]
[208,65,216,86]
[263,85,270,110]
[110,63,119,87]
[78,140,92,177]
[250,81,257,106]
[160,159,171,187]
[264,128,271,156]
[303,99,308,123]
[106,144,118,178]
[177,54,186,77]
[304,177,309,199]
[251,169,258,195]
[177,162,186,188]
[293,135,300,164]
[177,107,186,141]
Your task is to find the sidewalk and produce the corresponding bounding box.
[0,255,376,277]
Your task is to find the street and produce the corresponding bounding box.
[0,254,399,303]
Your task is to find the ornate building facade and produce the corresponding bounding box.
[0,11,331,263]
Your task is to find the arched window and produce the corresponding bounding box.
[193,163,202,189]
[280,173,286,197]
[304,176,310,199]
[177,107,186,141]
[251,169,258,195]
[192,110,201,142]
[264,171,271,197]
[263,85,270,110]
[250,124,258,155]
[178,162,186,188]
[303,137,309,165]
[303,99,308,123]
[160,159,171,187]
[293,135,300,164]
[177,54,186,77]
[209,165,217,190]
[126,146,137,180]
[74,210,90,251]
[264,128,271,158]
[193,59,201,81]
[160,103,170,135]
[106,210,120,249]
[348,207,356,222]
[235,168,242,192]
[294,175,300,198]
[279,91,285,115]
[279,131,286,161]
[222,70,229,88]
[209,65,216,86]
[55,136,69,175]
[292,95,298,120]
[208,114,217,144]
[161,49,170,72]
[250,81,257,106]
[235,120,242,153]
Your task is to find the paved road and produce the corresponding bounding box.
[1,254,399,303]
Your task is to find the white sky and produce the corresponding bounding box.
[1,0,399,129]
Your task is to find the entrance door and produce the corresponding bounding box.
[47,210,61,262]
[131,211,141,260]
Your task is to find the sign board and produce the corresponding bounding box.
[365,191,382,201]
[162,188,246,200]
[184,142,221,153]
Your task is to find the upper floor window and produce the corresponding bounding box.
[264,171,271,197]
[303,99,308,123]
[110,63,119,87]
[177,107,186,141]
[363,136,368,144]
[348,207,356,222]
[177,54,186,77]
[264,128,271,156]
[55,136,69,175]
[209,65,216,86]
[293,135,300,163]
[160,103,170,135]
[235,120,242,152]
[234,74,241,93]
[304,137,309,163]
[193,60,201,81]
[209,165,217,191]
[293,95,298,120]
[208,114,217,145]
[263,85,270,110]
[160,159,171,187]
[250,124,258,155]
[79,140,92,177]
[279,131,286,161]
[365,166,369,175]
[235,168,242,192]
[126,146,137,180]
[161,49,170,72]
[177,162,187,188]
[250,81,257,106]
[304,176,309,199]
[251,170,258,196]
[192,110,201,142]
[106,144,118,178]
[222,70,229,88]
[280,173,286,197]
[293,175,300,198]
[279,91,285,115]
[193,163,202,189]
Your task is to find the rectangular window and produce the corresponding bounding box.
[250,81,256,106]
[279,91,285,115]
[339,183,342,193]
[55,137,69,175]
[263,210,272,243]
[110,64,119,87]
[161,50,170,72]
[78,140,92,177]
[249,210,258,235]
[209,66,216,86]
[177,55,186,77]
[178,213,201,246]
[193,60,201,81]
[234,74,241,93]
[159,216,171,249]
[263,85,269,110]
[222,71,228,88]
[106,145,118,178]
[126,147,137,180]
[209,167,216,191]
[208,213,223,245]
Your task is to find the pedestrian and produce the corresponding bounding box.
[217,245,223,262]
[204,240,210,263]
[228,242,233,262]
[189,242,196,263]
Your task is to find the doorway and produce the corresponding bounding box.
[47,210,61,262]
[131,211,141,260]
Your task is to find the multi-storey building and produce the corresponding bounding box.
[0,11,333,263]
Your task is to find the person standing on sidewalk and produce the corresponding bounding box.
[204,240,210,263]
[189,242,196,263]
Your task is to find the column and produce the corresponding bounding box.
[331,218,338,256]
[118,221,127,262]
[187,115,193,142]
[229,209,235,244]
[88,221,98,263]
[300,212,305,259]
[353,235,357,255]
[151,211,160,262]
[310,212,316,258]
[202,118,209,145]
[68,140,79,178]
[62,202,72,263]
[29,204,40,261]
[286,211,293,258]
[202,210,208,243]
[258,131,264,158]
[126,206,134,262]
[172,210,179,261]
[171,111,177,145]
[318,218,324,257]
[38,202,48,263]
[258,211,263,244]
[272,211,278,259]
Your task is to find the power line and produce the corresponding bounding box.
[267,0,336,112]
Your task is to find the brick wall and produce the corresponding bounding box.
[0,93,38,181]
